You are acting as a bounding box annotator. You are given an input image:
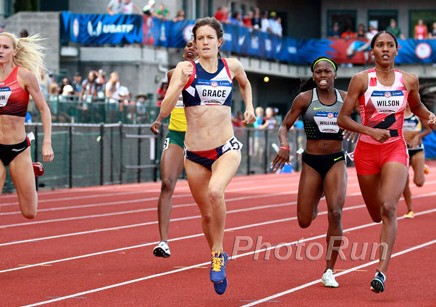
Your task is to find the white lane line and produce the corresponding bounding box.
[0,191,365,245]
[240,239,436,306]
[0,190,298,229]
[0,203,368,273]
[0,178,302,208]
[0,181,300,214]
[20,212,436,307]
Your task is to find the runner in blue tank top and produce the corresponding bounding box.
[158,17,255,295]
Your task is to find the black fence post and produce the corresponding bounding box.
[100,124,104,185]
[34,125,39,190]
[69,125,73,188]
[137,125,141,183]
[263,129,269,174]
[110,126,114,184]
[119,123,123,184]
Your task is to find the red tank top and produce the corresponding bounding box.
[358,68,407,145]
[0,66,30,117]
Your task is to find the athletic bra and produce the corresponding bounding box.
[0,67,29,117]
[182,58,233,107]
[358,68,407,144]
[301,88,343,141]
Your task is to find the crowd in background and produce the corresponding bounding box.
[38,68,152,123]
[214,6,283,37]
[329,18,436,40]
[107,1,283,37]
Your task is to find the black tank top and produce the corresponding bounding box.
[302,88,343,140]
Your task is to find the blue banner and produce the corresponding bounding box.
[396,39,436,64]
[60,13,436,65]
[62,12,142,45]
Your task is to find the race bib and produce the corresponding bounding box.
[313,111,340,133]
[0,87,12,107]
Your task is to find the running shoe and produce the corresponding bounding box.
[403,211,415,219]
[321,269,339,288]
[153,241,171,258]
[424,164,430,175]
[210,252,228,283]
[32,162,44,177]
[370,270,386,293]
[214,277,228,295]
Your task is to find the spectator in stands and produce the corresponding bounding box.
[353,23,378,62]
[59,77,71,96]
[40,71,49,99]
[232,110,246,127]
[366,24,378,41]
[242,10,254,28]
[258,107,278,130]
[156,79,168,107]
[356,23,366,38]
[229,11,243,26]
[118,85,132,105]
[214,6,229,24]
[71,72,83,96]
[80,70,99,102]
[341,26,356,40]
[428,21,436,39]
[172,9,185,22]
[96,69,106,100]
[142,0,156,16]
[260,10,270,33]
[251,7,262,30]
[253,106,266,164]
[154,3,170,20]
[253,106,265,128]
[270,15,283,37]
[105,71,122,103]
[386,18,405,40]
[19,29,29,38]
[59,84,76,102]
[107,0,123,15]
[328,22,341,38]
[47,72,60,97]
[122,0,142,15]
[414,19,428,40]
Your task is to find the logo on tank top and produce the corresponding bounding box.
[197,79,232,105]
[0,86,12,107]
[371,90,404,113]
[313,111,339,133]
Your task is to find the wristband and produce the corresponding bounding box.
[280,146,290,151]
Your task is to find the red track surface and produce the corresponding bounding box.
[1,162,436,306]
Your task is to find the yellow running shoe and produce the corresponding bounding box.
[403,211,415,219]
[424,164,430,175]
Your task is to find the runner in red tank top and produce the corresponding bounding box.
[338,31,436,294]
[0,32,54,220]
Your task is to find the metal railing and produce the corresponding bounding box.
[2,122,357,193]
[29,94,160,125]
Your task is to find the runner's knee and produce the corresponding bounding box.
[160,177,177,193]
